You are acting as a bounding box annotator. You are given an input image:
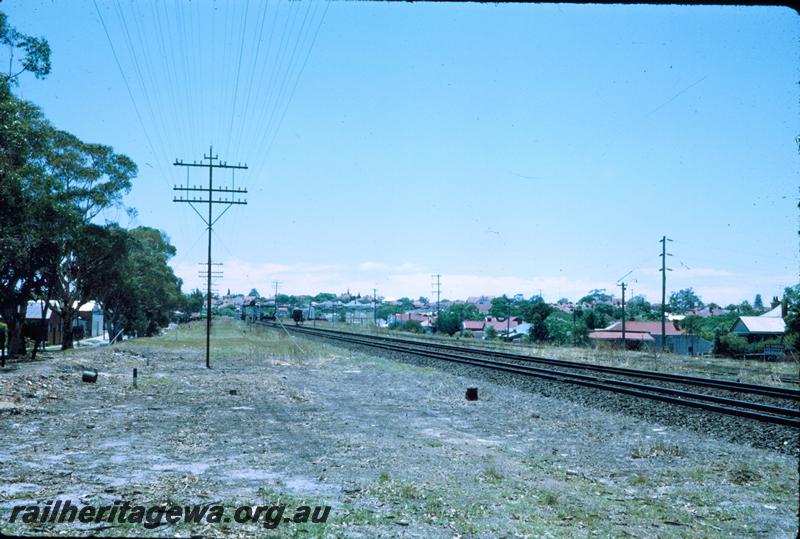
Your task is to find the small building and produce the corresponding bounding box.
[588,320,713,355]
[24,300,63,346]
[462,320,485,338]
[731,305,785,342]
[74,301,105,338]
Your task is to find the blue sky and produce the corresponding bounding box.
[4,1,798,304]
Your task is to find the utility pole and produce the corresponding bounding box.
[659,236,673,354]
[173,146,247,369]
[272,280,282,319]
[373,288,377,327]
[619,281,626,348]
[432,274,441,319]
[506,295,511,341]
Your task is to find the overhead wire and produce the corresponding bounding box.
[262,0,330,162]
[256,0,316,155]
[224,0,252,157]
[91,0,164,180]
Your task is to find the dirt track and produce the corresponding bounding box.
[1,321,798,537]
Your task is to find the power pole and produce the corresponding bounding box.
[506,295,511,340]
[619,281,626,348]
[659,236,673,353]
[174,147,247,368]
[373,288,377,327]
[432,274,441,319]
[272,280,282,319]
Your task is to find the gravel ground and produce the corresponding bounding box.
[302,330,799,457]
[1,321,798,538]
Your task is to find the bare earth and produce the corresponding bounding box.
[1,320,798,538]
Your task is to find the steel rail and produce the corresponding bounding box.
[267,323,800,428]
[286,325,800,400]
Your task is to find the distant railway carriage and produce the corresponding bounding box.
[292,308,304,325]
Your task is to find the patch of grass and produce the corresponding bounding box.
[480,467,504,483]
[728,462,762,485]
[630,473,650,486]
[631,440,686,459]
[539,490,559,506]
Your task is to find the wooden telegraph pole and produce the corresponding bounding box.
[173,146,247,368]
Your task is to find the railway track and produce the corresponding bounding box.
[262,322,800,428]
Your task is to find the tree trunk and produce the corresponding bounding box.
[0,305,27,357]
[60,305,76,350]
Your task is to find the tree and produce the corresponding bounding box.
[44,129,136,349]
[668,288,704,314]
[0,80,59,356]
[783,284,800,353]
[543,312,571,345]
[529,314,549,342]
[0,12,51,85]
[444,302,481,321]
[484,326,498,340]
[753,294,764,311]
[579,289,612,305]
[679,315,704,336]
[98,227,183,338]
[434,310,461,336]
[248,288,260,298]
[489,295,512,318]
[180,289,204,315]
[626,295,655,320]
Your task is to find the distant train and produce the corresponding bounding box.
[292,308,304,325]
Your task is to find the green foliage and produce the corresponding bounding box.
[313,292,337,302]
[389,320,423,333]
[753,294,764,311]
[213,306,238,318]
[579,289,612,305]
[679,315,704,336]
[783,284,800,353]
[543,312,572,345]
[490,294,552,323]
[180,289,204,314]
[669,288,704,314]
[484,326,498,340]
[626,295,656,320]
[529,314,549,342]
[0,12,52,84]
[248,288,260,298]
[714,333,785,357]
[376,303,403,322]
[445,302,482,321]
[100,227,183,337]
[434,310,461,336]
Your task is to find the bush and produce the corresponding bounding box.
[399,320,423,333]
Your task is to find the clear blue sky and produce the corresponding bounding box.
[4,1,798,305]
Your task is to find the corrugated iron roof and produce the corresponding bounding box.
[734,316,785,334]
[588,331,654,342]
[605,320,684,336]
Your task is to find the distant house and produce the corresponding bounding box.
[731,305,785,342]
[588,320,712,355]
[484,316,523,336]
[462,320,485,338]
[461,316,525,340]
[390,312,435,329]
[688,306,731,318]
[73,302,105,338]
[475,303,493,315]
[24,300,63,346]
